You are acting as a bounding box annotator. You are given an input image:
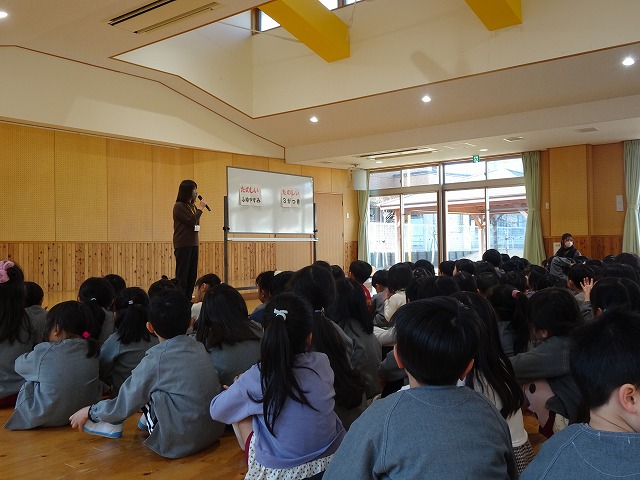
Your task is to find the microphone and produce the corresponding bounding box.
[198,195,211,211]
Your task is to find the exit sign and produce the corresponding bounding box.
[472,155,481,163]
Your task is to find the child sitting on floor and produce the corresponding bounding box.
[99,287,158,397]
[70,289,225,459]
[210,293,345,479]
[324,297,517,479]
[5,301,102,429]
[521,307,640,479]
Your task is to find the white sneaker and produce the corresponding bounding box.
[137,413,148,431]
[83,419,124,438]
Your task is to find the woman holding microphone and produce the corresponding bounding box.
[173,180,207,300]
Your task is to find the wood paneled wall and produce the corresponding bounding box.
[0,122,359,295]
[541,142,625,259]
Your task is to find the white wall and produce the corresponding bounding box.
[0,46,282,157]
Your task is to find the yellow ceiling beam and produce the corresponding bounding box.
[260,0,350,62]
[465,0,522,31]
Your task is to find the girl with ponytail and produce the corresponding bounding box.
[99,287,158,396]
[5,301,102,430]
[210,293,345,479]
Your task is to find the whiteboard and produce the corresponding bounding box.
[226,167,315,234]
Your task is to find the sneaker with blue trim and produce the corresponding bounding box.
[83,419,124,438]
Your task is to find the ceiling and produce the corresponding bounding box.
[0,0,639,169]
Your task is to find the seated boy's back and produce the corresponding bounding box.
[521,308,640,479]
[324,297,517,479]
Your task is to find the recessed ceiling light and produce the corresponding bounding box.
[421,95,432,103]
[375,161,383,164]
[622,56,635,66]
[479,148,488,152]
[0,11,8,19]
[309,116,318,123]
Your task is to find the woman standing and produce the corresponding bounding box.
[173,180,207,300]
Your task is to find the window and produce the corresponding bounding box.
[255,0,366,32]
[368,156,525,268]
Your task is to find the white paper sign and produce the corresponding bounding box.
[281,187,301,208]
[239,184,262,206]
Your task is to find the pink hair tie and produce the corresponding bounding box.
[82,331,90,339]
[511,289,519,299]
[0,260,14,284]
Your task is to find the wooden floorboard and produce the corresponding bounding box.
[0,408,246,479]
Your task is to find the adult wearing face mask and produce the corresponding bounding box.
[555,233,581,259]
[173,179,207,300]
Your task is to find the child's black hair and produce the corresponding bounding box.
[486,284,529,355]
[331,265,346,280]
[590,277,640,314]
[476,271,499,295]
[113,287,152,344]
[148,278,178,299]
[614,252,640,270]
[474,261,497,276]
[196,284,260,348]
[527,287,583,337]
[78,277,116,340]
[454,258,475,275]
[288,265,336,311]
[371,269,388,288]
[500,271,527,292]
[348,260,372,284]
[452,291,524,418]
[270,271,294,297]
[416,275,459,300]
[438,260,455,277]
[148,289,190,339]
[326,278,374,335]
[535,274,568,291]
[289,265,364,409]
[252,293,316,436]
[387,263,413,293]
[255,270,275,294]
[571,308,640,409]
[45,301,99,358]
[104,274,126,295]
[24,281,44,308]
[567,264,595,289]
[0,262,31,344]
[394,297,481,386]
[526,265,548,291]
[413,259,435,276]
[453,271,477,293]
[195,273,222,289]
[482,249,502,268]
[602,263,640,285]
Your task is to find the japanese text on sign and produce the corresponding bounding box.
[239,184,262,206]
[281,187,301,208]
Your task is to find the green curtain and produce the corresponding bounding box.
[522,151,546,265]
[622,140,640,254]
[357,174,369,262]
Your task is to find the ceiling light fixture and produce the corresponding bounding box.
[622,56,635,66]
[421,95,432,103]
[375,161,383,164]
[479,148,488,152]
[309,116,318,123]
[0,11,8,19]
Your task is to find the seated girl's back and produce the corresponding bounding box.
[78,277,116,346]
[210,293,345,477]
[5,301,102,429]
[0,262,43,406]
[99,287,158,396]
[196,284,263,387]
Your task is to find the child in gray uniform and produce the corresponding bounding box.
[5,301,102,429]
[99,287,159,396]
[0,262,44,408]
[70,289,225,459]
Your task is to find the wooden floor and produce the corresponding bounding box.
[0,408,247,479]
